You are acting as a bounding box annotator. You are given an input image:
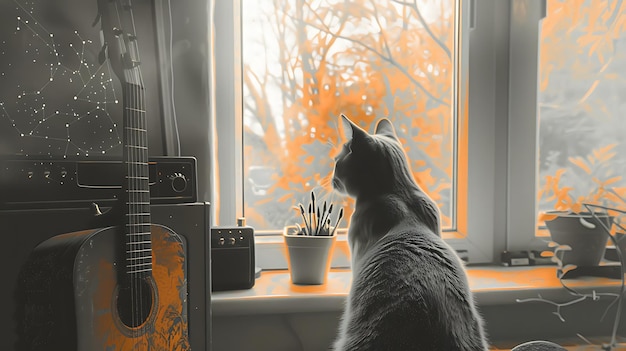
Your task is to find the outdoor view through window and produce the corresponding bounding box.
[241,0,458,232]
[537,0,626,230]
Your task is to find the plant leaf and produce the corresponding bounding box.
[568,156,592,174]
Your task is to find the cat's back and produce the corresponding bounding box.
[347,227,488,351]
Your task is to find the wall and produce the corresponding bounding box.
[212,298,625,350]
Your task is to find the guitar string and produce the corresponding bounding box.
[121,2,139,339]
[132,10,149,342]
[128,74,138,341]
[133,74,143,343]
[133,79,139,341]
[127,3,138,342]
[132,4,148,343]
[125,19,134,340]
[132,62,144,348]
[127,2,139,342]
[135,4,150,344]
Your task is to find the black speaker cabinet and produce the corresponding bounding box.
[1,202,211,350]
[211,226,255,291]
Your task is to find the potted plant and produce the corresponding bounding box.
[538,144,626,267]
[283,191,344,285]
[523,144,626,350]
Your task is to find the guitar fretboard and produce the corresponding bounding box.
[122,81,152,276]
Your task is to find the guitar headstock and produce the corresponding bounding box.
[96,0,142,86]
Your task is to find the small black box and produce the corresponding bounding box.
[211,226,255,291]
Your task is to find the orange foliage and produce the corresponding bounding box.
[537,0,626,230]
[538,144,626,223]
[242,0,457,230]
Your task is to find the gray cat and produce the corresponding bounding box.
[331,114,489,351]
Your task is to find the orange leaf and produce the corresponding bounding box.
[593,143,617,159]
[568,156,591,174]
[277,193,294,203]
[602,176,622,187]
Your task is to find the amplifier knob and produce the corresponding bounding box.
[169,173,188,193]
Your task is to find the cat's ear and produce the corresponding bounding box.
[340,114,366,141]
[374,118,397,139]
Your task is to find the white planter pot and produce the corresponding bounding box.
[283,225,336,285]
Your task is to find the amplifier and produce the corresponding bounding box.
[0,157,196,209]
[211,224,256,291]
[1,202,211,351]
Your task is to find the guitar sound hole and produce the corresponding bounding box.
[116,277,155,329]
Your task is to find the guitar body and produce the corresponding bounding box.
[18,224,189,351]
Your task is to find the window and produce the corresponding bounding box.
[214,0,501,267]
[508,0,626,250]
[537,0,626,227]
[241,0,459,234]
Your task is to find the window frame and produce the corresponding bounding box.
[506,0,551,252]
[212,0,511,268]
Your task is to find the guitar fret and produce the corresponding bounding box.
[126,198,150,202]
[126,223,150,227]
[128,262,152,268]
[127,200,149,204]
[125,145,148,150]
[126,176,149,179]
[125,107,146,113]
[127,268,153,274]
[126,240,152,245]
[125,161,148,166]
[127,256,153,261]
[127,231,151,235]
[127,248,152,253]
[125,127,147,132]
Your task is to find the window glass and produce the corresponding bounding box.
[242,0,458,232]
[537,0,626,228]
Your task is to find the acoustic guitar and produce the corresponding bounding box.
[17,0,190,349]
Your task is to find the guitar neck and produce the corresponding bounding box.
[121,81,152,277]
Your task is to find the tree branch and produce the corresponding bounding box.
[290,14,449,107]
[392,0,452,60]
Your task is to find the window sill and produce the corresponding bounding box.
[254,233,472,270]
[211,265,625,316]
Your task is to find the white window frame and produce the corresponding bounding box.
[211,0,516,269]
[506,0,550,252]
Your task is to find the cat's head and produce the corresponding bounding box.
[332,114,416,199]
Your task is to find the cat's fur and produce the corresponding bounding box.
[331,114,489,351]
